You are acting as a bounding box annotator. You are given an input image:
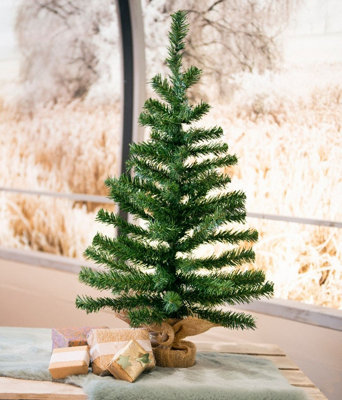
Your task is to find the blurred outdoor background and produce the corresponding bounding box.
[0,0,341,310]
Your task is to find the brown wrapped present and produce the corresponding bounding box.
[48,345,90,379]
[107,340,151,382]
[88,328,155,375]
[52,327,107,349]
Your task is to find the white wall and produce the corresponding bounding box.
[283,0,342,65]
[0,0,19,82]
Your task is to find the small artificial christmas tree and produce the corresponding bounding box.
[76,10,273,367]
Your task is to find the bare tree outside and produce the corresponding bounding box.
[14,0,297,109]
[15,0,119,111]
[143,0,298,98]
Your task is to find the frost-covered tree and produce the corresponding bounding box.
[15,0,120,109]
[14,0,296,109]
[143,0,298,98]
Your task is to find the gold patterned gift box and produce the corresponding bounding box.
[87,328,155,375]
[107,339,152,382]
[48,345,90,379]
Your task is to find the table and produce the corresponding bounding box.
[0,341,327,400]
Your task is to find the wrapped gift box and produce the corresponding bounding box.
[48,345,90,379]
[88,328,155,375]
[107,339,150,382]
[52,327,106,349]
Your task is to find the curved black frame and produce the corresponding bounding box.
[117,0,134,175]
[117,0,134,223]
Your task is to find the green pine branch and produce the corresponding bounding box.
[128,307,167,327]
[106,234,168,268]
[143,98,171,116]
[186,142,229,158]
[190,190,246,216]
[183,66,202,88]
[192,307,256,330]
[84,246,136,273]
[184,126,223,144]
[106,177,154,221]
[76,293,163,315]
[180,269,267,289]
[150,74,176,105]
[166,10,188,81]
[178,247,255,272]
[184,154,238,177]
[186,101,210,123]
[180,225,258,253]
[79,267,156,293]
[186,171,231,197]
[110,174,163,200]
[182,281,274,307]
[96,209,148,237]
[129,141,171,164]
[130,157,173,184]
[181,206,247,235]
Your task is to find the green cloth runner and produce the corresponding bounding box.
[0,327,307,400]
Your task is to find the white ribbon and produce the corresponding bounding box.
[90,340,152,361]
[50,350,90,365]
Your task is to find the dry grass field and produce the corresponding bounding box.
[0,65,341,309]
[0,101,119,256]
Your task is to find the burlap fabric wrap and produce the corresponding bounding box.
[147,317,217,368]
[87,328,155,376]
[114,312,217,368]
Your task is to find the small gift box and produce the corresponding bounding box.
[48,345,90,379]
[87,328,155,375]
[107,340,151,382]
[52,327,106,349]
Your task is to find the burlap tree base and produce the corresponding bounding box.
[147,317,216,368]
[153,340,197,368]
